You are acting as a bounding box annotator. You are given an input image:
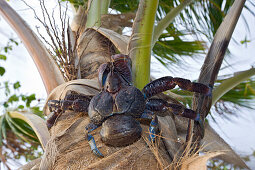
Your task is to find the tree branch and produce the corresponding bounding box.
[189,0,246,146]
[0,0,65,94]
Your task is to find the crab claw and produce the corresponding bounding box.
[87,134,104,158]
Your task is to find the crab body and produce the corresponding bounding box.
[47,54,212,157]
[88,86,145,146]
[87,54,146,147]
[100,115,142,146]
[88,86,145,125]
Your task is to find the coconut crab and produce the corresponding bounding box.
[47,54,211,157]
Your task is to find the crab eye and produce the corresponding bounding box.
[98,63,110,87]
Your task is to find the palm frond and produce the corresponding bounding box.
[167,77,255,116]
[63,0,255,72]
[154,0,254,70]
[153,24,205,69]
[110,0,139,12]
[214,78,255,113]
[0,0,65,94]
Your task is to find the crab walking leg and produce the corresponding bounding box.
[46,109,62,129]
[48,100,66,112]
[142,76,212,99]
[48,93,91,112]
[85,123,104,158]
[48,98,90,113]
[146,99,202,126]
[149,116,159,142]
[47,99,90,129]
[62,93,91,112]
[140,110,159,142]
[64,93,92,101]
[47,94,91,129]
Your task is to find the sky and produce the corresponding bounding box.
[0,0,255,169]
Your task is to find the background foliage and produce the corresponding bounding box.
[0,38,43,168]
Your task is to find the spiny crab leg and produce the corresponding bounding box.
[142,76,212,99]
[145,98,203,128]
[140,110,159,142]
[148,116,159,142]
[47,94,91,129]
[85,123,104,158]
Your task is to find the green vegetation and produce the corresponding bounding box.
[0,39,43,168]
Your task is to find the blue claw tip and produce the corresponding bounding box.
[194,113,200,122]
[194,116,204,137]
[87,134,93,141]
[92,149,104,158]
[149,128,156,142]
[194,113,204,132]
[149,126,157,142]
[143,93,147,99]
[88,134,104,158]
[148,135,156,143]
[150,120,158,126]
[206,85,213,97]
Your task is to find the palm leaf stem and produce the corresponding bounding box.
[128,0,159,89]
[0,116,5,145]
[86,0,101,28]
[4,114,30,143]
[189,0,246,144]
[0,0,65,94]
[100,0,111,15]
[212,68,255,106]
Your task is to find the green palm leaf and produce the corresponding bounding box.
[153,25,205,69]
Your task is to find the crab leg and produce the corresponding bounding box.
[48,100,66,112]
[48,95,91,114]
[140,110,159,142]
[146,99,200,120]
[47,96,91,129]
[85,123,104,158]
[145,99,203,129]
[149,116,159,142]
[64,93,92,101]
[46,109,62,129]
[142,76,212,99]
